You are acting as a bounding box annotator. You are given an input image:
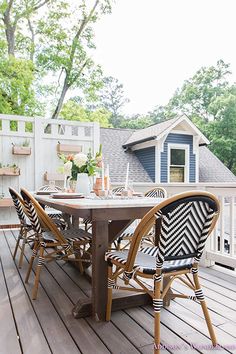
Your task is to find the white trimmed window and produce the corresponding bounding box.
[168,144,189,183]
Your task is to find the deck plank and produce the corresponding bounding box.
[0,232,51,354]
[0,257,22,354]
[9,231,111,354]
[2,229,236,354]
[5,230,82,354]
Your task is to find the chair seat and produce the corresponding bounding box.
[105,249,194,274]
[44,228,92,243]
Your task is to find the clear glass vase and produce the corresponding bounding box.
[76,173,91,196]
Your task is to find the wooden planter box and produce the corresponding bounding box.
[0,198,13,207]
[0,167,20,176]
[12,146,31,155]
[57,143,82,153]
[44,172,64,181]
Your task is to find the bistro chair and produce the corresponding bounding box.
[116,187,167,250]
[105,191,220,354]
[9,188,36,268]
[82,186,126,233]
[20,188,92,300]
[37,184,69,229]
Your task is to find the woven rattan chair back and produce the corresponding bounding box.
[112,186,125,195]
[20,188,67,244]
[9,187,27,225]
[38,185,63,191]
[145,187,167,198]
[125,191,220,275]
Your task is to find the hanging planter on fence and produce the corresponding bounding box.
[0,166,20,176]
[12,140,31,155]
[57,142,82,153]
[12,146,31,155]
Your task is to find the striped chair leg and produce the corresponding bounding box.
[193,272,217,346]
[25,241,39,283]
[18,237,26,269]
[154,275,162,354]
[106,264,113,321]
[32,246,44,300]
[13,227,23,260]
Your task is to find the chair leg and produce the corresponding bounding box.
[25,241,39,283]
[18,237,26,269]
[154,275,162,354]
[193,272,217,346]
[32,246,44,300]
[106,264,113,321]
[13,227,23,260]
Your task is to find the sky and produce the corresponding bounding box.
[93,0,236,115]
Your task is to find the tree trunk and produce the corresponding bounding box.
[5,26,15,56]
[51,80,69,119]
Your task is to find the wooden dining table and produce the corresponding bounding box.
[35,194,163,321]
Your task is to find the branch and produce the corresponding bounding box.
[69,0,100,69]
[32,0,51,12]
[14,0,51,25]
[3,0,14,24]
[68,59,89,86]
[27,17,35,60]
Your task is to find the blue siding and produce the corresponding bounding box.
[160,133,196,183]
[135,147,155,182]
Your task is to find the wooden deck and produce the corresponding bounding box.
[1,229,236,354]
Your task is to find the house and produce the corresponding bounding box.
[101,115,236,183]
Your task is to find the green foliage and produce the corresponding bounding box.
[119,114,153,129]
[92,76,129,127]
[149,60,236,174]
[60,99,111,127]
[204,93,236,173]
[0,0,113,118]
[0,55,42,115]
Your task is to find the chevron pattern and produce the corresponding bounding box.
[23,198,42,234]
[156,200,215,264]
[10,191,26,224]
[145,188,166,198]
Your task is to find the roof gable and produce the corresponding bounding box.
[123,114,209,147]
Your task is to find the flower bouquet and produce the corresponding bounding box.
[58,145,102,194]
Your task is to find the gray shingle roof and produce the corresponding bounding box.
[199,146,236,182]
[123,117,180,147]
[101,128,236,183]
[100,128,152,183]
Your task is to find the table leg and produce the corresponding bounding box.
[92,220,109,321]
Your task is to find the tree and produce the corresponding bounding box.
[205,93,236,173]
[119,114,153,129]
[0,54,41,115]
[60,99,111,127]
[36,0,112,119]
[166,59,231,121]
[95,76,129,127]
[0,0,51,57]
[150,60,236,174]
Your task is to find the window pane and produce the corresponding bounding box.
[170,167,185,182]
[171,149,185,165]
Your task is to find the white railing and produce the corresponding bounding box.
[0,114,99,225]
[112,182,236,269]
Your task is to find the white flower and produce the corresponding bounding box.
[64,161,72,175]
[74,153,87,168]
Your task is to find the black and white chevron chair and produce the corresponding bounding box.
[9,188,36,268]
[20,188,92,300]
[105,191,220,354]
[116,187,167,250]
[37,185,69,229]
